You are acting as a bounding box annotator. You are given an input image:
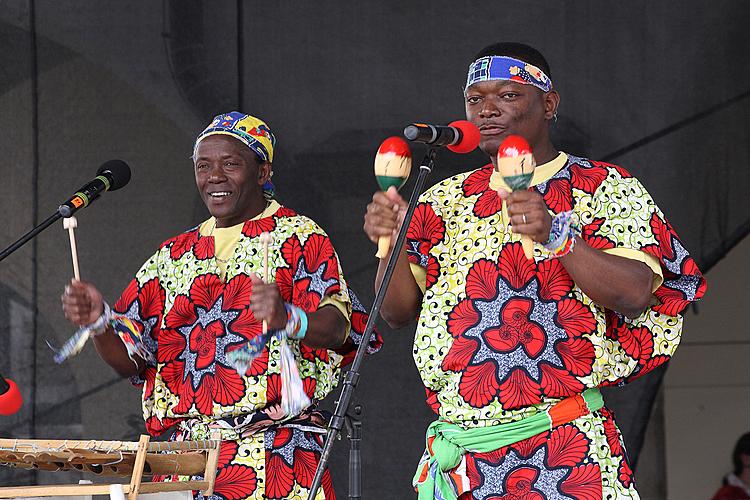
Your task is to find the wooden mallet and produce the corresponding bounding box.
[259,232,272,335]
[62,216,81,280]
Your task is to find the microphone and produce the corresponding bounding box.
[402,120,480,154]
[0,374,22,415]
[58,160,132,217]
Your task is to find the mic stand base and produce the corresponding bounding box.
[345,404,362,500]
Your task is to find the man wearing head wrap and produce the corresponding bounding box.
[63,112,379,499]
[363,43,706,499]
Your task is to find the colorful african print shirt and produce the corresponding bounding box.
[112,202,376,500]
[406,153,706,498]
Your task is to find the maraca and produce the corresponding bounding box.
[374,137,412,258]
[497,135,536,260]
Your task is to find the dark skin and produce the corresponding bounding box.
[364,78,653,327]
[62,135,347,378]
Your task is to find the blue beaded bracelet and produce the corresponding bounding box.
[284,303,308,340]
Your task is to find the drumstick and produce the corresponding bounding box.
[259,232,271,334]
[63,216,81,280]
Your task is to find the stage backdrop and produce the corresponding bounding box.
[1,1,749,498]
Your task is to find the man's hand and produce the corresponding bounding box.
[363,186,408,251]
[61,279,104,327]
[501,189,553,243]
[249,274,288,330]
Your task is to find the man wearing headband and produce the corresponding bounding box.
[364,43,705,498]
[63,112,379,499]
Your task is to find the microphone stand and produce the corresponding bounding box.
[0,202,84,263]
[345,404,363,500]
[307,148,437,499]
[0,212,62,263]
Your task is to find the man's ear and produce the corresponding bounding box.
[258,161,272,185]
[544,90,560,120]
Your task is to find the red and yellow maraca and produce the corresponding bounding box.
[374,137,412,258]
[497,135,536,260]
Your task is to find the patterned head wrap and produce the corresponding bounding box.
[194,112,277,196]
[465,55,553,93]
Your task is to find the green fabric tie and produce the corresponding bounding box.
[414,388,603,500]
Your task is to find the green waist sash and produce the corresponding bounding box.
[415,387,604,500]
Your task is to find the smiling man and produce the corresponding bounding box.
[62,112,374,499]
[363,43,706,499]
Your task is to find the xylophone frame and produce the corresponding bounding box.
[0,433,221,500]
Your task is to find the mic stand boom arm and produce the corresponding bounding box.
[0,212,62,263]
[0,198,99,263]
[307,149,437,499]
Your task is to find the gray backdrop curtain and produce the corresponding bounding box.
[1,1,748,497]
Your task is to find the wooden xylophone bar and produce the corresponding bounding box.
[0,434,221,500]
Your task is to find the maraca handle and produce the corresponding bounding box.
[376,235,391,259]
[521,235,534,260]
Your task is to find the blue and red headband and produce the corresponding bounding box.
[465,55,553,93]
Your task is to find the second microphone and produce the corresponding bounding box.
[402,120,480,153]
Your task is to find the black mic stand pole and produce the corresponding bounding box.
[0,212,62,263]
[0,201,91,263]
[307,148,437,500]
[345,404,363,500]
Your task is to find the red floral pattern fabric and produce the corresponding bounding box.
[113,203,376,499]
[407,154,706,498]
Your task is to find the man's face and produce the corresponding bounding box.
[464,79,556,161]
[194,134,271,227]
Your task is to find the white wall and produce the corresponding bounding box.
[665,235,750,499]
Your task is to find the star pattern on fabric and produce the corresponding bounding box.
[467,280,565,381]
[124,299,159,355]
[177,296,243,388]
[265,427,322,464]
[294,259,338,298]
[475,448,572,500]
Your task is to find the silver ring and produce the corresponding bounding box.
[522,213,527,224]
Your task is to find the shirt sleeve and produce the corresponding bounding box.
[602,247,663,291]
[274,222,353,337]
[112,249,165,386]
[406,201,447,293]
[583,164,707,384]
[319,295,351,335]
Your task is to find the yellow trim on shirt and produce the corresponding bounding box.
[411,263,428,295]
[319,297,351,327]
[603,248,664,292]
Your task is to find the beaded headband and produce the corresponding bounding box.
[465,55,552,93]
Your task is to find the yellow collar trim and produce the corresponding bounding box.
[199,199,280,235]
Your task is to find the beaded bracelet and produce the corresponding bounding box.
[284,303,308,340]
[88,301,114,337]
[543,211,579,258]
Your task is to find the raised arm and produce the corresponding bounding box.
[504,190,653,318]
[362,188,423,328]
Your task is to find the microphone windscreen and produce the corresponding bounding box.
[447,120,480,154]
[0,378,22,415]
[97,159,131,191]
